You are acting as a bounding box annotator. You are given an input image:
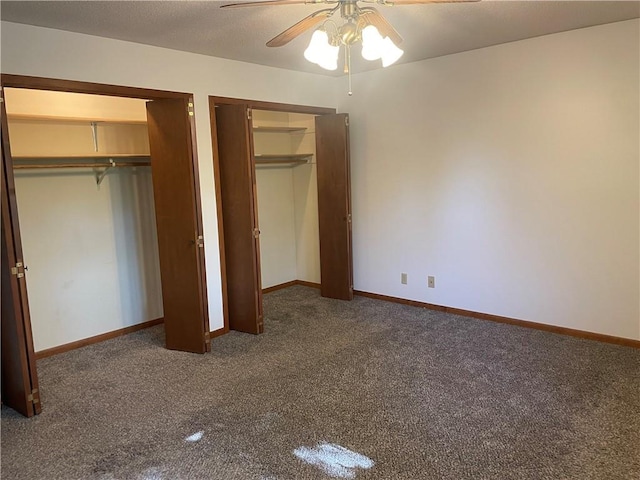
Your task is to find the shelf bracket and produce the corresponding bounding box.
[95,159,116,185]
[90,122,99,152]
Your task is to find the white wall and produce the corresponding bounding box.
[256,167,298,288]
[290,114,320,283]
[292,162,320,283]
[1,21,337,334]
[14,168,163,351]
[254,110,299,288]
[4,19,638,342]
[256,160,321,288]
[338,19,640,340]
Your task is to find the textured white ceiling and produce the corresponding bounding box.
[1,1,638,76]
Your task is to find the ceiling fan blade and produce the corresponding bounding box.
[359,7,403,45]
[266,7,336,47]
[220,0,325,8]
[381,0,481,4]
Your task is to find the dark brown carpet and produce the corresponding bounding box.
[2,286,639,479]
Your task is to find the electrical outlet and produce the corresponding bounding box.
[428,276,435,288]
[401,273,408,285]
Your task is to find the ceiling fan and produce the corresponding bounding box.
[221,0,480,94]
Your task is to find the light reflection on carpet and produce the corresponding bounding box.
[184,431,204,442]
[293,442,374,479]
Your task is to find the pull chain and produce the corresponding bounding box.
[347,44,353,96]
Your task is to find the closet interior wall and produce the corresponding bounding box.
[4,88,163,352]
[252,110,320,289]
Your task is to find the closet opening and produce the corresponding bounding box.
[253,109,321,297]
[5,88,166,356]
[1,75,210,417]
[209,97,353,336]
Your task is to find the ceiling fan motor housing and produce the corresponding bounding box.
[339,21,360,45]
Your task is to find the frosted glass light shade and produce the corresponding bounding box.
[317,44,339,71]
[304,30,330,64]
[361,25,383,61]
[381,37,404,67]
[304,30,339,71]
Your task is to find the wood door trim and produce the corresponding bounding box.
[35,318,164,359]
[354,290,640,349]
[1,74,191,100]
[209,96,335,116]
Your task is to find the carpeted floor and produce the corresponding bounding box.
[2,286,639,480]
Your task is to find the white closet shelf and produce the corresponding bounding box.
[253,126,307,134]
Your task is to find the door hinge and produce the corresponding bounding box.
[11,262,26,278]
[345,116,349,127]
[196,235,204,248]
[253,228,260,239]
[27,389,39,404]
[188,101,194,117]
[247,108,252,121]
[204,331,211,345]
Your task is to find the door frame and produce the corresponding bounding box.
[208,96,336,334]
[0,75,210,354]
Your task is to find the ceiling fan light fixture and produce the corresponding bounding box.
[304,29,339,71]
[222,0,482,92]
[361,24,384,61]
[304,29,329,62]
[380,36,404,67]
[318,44,340,70]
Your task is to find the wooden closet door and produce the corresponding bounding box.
[214,104,263,334]
[316,113,354,300]
[1,88,41,416]
[146,98,210,353]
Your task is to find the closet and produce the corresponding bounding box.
[5,88,162,356]
[1,76,210,417]
[210,98,353,335]
[253,109,320,290]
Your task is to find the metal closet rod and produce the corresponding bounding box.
[13,161,151,169]
[12,155,151,169]
[12,157,152,185]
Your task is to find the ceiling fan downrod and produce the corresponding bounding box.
[340,0,359,20]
